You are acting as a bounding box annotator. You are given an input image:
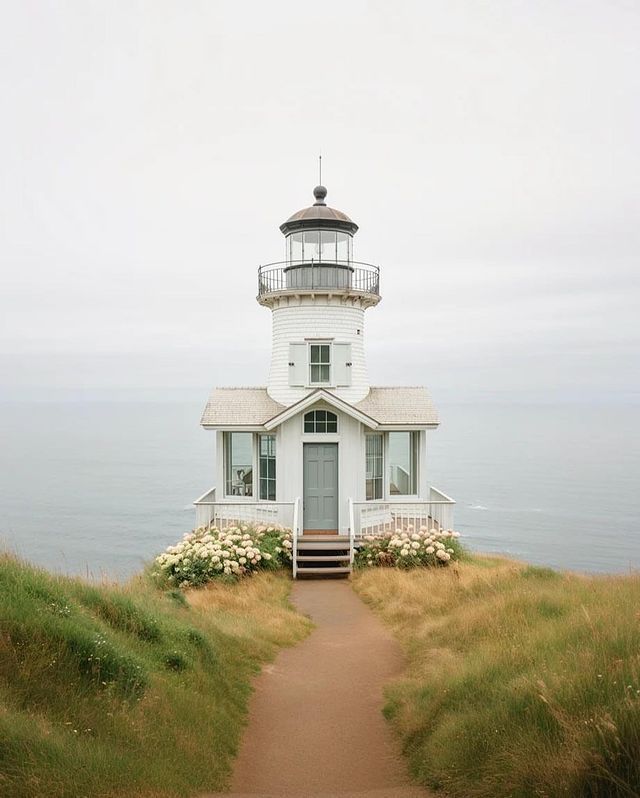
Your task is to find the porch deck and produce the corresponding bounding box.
[193,486,455,578]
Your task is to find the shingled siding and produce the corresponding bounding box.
[267,298,370,406]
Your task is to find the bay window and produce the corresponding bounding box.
[388,432,418,495]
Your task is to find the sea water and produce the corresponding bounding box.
[0,401,638,579]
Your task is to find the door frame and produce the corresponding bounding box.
[302,441,339,533]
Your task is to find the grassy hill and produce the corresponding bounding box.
[354,556,640,798]
[0,555,311,798]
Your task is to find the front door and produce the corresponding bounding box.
[303,443,338,533]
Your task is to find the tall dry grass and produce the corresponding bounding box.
[354,557,640,798]
[0,555,311,798]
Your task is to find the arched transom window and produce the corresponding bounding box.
[304,409,338,433]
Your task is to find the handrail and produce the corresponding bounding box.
[348,497,355,568]
[193,485,217,504]
[429,486,457,504]
[192,500,296,507]
[351,499,455,506]
[260,259,378,270]
[292,497,300,579]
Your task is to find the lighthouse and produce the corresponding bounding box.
[195,183,454,576]
[259,184,379,406]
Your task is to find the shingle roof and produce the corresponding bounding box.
[355,387,439,426]
[200,388,284,426]
[200,386,438,428]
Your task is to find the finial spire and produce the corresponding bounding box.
[319,153,322,185]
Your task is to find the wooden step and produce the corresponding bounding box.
[297,541,350,551]
[300,535,350,542]
[296,566,351,575]
[296,554,350,562]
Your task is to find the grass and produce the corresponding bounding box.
[353,556,640,798]
[0,554,311,798]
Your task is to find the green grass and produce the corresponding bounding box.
[353,556,640,798]
[0,554,311,798]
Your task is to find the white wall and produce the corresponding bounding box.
[277,406,365,533]
[213,417,432,534]
[266,296,372,405]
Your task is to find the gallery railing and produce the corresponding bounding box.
[257,260,380,299]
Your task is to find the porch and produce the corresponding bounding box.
[193,486,455,577]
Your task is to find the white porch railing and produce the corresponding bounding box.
[292,497,300,578]
[351,486,455,538]
[193,488,299,531]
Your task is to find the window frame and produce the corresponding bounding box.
[223,431,255,498]
[386,431,419,497]
[258,434,276,501]
[309,342,332,386]
[303,409,339,434]
[365,433,384,501]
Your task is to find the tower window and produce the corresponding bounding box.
[309,344,331,384]
[304,410,338,433]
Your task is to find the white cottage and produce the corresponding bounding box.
[194,185,455,576]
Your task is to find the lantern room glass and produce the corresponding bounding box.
[286,230,352,264]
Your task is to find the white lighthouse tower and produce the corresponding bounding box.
[259,184,379,406]
[196,182,455,576]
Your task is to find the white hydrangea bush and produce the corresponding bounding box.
[154,524,293,587]
[354,526,462,569]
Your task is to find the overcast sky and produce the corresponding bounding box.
[1,0,638,404]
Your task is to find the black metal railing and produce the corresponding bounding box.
[257,260,380,298]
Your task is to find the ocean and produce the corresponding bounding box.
[0,401,638,579]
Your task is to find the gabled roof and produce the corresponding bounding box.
[200,386,439,429]
[263,389,378,430]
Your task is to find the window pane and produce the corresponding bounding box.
[225,432,253,497]
[366,434,383,500]
[258,434,276,501]
[337,232,349,262]
[304,410,337,433]
[319,230,336,262]
[303,230,320,261]
[388,432,417,495]
[319,365,330,382]
[290,233,303,262]
[319,345,330,363]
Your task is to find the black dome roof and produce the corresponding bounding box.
[279,186,358,236]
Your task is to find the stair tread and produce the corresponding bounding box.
[297,541,350,549]
[300,535,350,542]
[296,566,351,574]
[296,555,350,561]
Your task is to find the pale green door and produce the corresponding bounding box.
[303,443,338,531]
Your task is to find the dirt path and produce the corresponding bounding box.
[203,579,429,798]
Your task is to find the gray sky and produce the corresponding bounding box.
[1,0,638,404]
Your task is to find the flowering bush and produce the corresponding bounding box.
[153,524,293,588]
[354,526,462,569]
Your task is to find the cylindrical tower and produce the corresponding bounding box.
[257,185,381,406]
